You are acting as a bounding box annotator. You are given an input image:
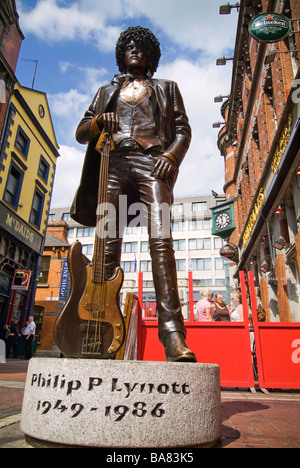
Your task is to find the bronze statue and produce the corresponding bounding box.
[70,26,197,363]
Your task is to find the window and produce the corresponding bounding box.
[15,126,30,158]
[62,213,71,222]
[38,156,50,184]
[38,256,51,285]
[48,214,55,222]
[4,163,23,209]
[192,202,207,212]
[189,220,211,231]
[172,221,186,232]
[141,241,149,252]
[140,260,152,272]
[214,237,224,249]
[176,259,186,271]
[82,245,94,256]
[68,228,75,239]
[189,238,211,250]
[77,227,95,237]
[122,242,138,253]
[192,258,212,271]
[173,239,186,251]
[121,261,137,272]
[30,190,44,229]
[215,258,226,270]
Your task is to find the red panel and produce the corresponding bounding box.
[248,271,300,389]
[140,320,255,388]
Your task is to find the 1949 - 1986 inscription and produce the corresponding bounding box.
[30,373,191,422]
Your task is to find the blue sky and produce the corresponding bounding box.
[15,0,238,207]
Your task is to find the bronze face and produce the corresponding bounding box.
[124,41,147,77]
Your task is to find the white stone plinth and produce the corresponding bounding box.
[21,358,221,448]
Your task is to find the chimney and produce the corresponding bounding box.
[46,221,69,243]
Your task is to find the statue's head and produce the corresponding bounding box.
[115,26,161,77]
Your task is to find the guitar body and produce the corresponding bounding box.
[54,241,125,359]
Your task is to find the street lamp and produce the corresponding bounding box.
[265,50,300,65]
[216,57,234,66]
[212,122,226,128]
[219,3,240,15]
[260,263,271,274]
[214,95,230,103]
[273,237,287,251]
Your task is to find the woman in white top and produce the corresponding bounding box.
[230,292,244,321]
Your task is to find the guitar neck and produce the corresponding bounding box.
[92,132,110,285]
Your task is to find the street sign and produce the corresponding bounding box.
[12,270,31,291]
[249,13,291,43]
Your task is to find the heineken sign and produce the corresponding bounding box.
[249,13,291,43]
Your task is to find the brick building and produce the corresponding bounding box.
[34,221,70,355]
[216,0,300,322]
[0,0,24,136]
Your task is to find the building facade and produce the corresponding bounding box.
[216,0,300,321]
[0,82,59,339]
[34,221,70,354]
[49,194,230,320]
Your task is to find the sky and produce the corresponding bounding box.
[15,0,239,208]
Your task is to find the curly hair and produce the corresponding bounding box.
[115,26,161,76]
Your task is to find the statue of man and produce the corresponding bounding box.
[71,26,196,362]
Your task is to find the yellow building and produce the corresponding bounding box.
[0,82,59,343]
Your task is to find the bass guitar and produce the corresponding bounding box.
[54,132,125,359]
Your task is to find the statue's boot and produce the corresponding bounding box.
[163,331,197,363]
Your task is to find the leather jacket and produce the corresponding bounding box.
[71,74,191,227]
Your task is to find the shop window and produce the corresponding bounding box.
[29,189,44,229]
[4,162,24,209]
[15,126,30,159]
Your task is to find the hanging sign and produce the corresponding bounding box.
[12,270,31,291]
[220,243,238,261]
[249,13,291,43]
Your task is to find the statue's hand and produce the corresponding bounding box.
[97,113,119,134]
[151,153,178,180]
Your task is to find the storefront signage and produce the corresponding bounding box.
[0,202,43,254]
[59,258,69,300]
[271,114,293,173]
[12,270,31,291]
[249,13,291,43]
[220,243,238,261]
[243,188,265,247]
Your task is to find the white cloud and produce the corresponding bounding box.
[17,0,238,56]
[17,0,123,51]
[124,0,238,56]
[156,58,232,197]
[51,145,85,207]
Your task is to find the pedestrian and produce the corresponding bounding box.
[22,317,36,360]
[5,319,20,358]
[213,293,231,321]
[230,292,243,321]
[194,289,214,321]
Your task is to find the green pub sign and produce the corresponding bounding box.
[249,13,291,43]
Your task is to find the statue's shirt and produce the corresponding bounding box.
[112,80,162,151]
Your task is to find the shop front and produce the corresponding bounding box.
[237,110,300,322]
[0,201,44,340]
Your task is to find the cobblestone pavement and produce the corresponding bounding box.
[0,359,299,449]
